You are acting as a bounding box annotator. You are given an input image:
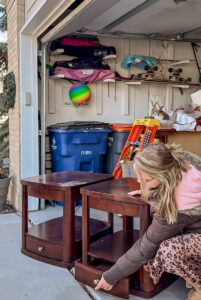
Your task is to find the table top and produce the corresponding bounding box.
[156,129,201,136]
[81,177,142,205]
[21,171,113,191]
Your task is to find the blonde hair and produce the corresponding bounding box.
[134,143,189,224]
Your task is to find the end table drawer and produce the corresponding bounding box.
[26,236,63,261]
[75,261,129,299]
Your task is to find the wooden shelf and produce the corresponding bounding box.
[171,84,189,88]
[104,79,193,88]
[49,74,199,88]
[169,59,192,66]
[102,78,116,83]
[102,54,117,60]
[124,79,192,88]
[28,216,110,244]
[88,229,140,263]
[125,81,142,85]
[50,49,64,56]
[49,74,65,79]
[49,76,116,82]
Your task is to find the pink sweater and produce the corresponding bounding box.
[175,165,201,210]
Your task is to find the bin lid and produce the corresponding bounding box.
[110,123,133,131]
[48,121,111,130]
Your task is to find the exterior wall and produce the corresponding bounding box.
[6,0,25,210]
[25,0,45,22]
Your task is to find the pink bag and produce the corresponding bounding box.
[54,67,115,83]
[61,37,101,47]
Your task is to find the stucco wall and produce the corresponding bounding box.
[6,0,25,210]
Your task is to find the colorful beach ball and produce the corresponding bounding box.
[69,83,91,107]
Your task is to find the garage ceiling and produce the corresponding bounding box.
[42,0,201,43]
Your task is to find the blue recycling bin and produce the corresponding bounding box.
[48,124,111,205]
[48,128,111,172]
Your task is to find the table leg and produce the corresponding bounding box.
[123,216,133,230]
[22,185,28,250]
[108,213,113,231]
[63,189,75,263]
[82,195,89,265]
[139,204,154,293]
[139,204,151,236]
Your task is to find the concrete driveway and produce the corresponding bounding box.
[0,206,189,300]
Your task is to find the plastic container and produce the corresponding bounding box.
[48,121,110,130]
[48,128,111,173]
[105,123,132,174]
[48,122,111,206]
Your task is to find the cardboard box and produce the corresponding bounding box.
[167,131,201,157]
[120,160,136,178]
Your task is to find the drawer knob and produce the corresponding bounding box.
[38,246,44,252]
[94,279,100,286]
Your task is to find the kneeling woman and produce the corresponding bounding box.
[95,143,201,300]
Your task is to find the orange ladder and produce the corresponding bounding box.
[113,118,160,179]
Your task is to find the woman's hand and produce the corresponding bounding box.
[95,276,113,291]
[128,189,141,196]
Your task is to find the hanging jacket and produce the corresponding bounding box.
[53,57,110,70]
[50,39,116,58]
[53,67,115,83]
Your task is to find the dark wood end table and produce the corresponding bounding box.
[75,178,177,299]
[21,171,113,269]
